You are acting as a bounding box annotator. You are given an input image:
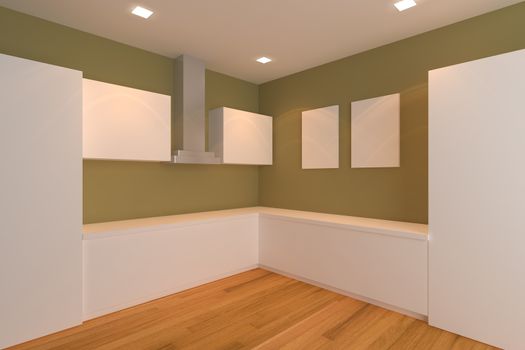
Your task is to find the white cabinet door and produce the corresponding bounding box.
[209,107,272,165]
[429,48,525,349]
[0,54,82,348]
[83,79,171,161]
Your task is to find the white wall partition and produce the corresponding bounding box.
[351,94,400,168]
[0,54,83,349]
[429,48,525,349]
[302,105,339,169]
[83,79,171,161]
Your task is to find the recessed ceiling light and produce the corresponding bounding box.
[256,57,272,64]
[132,6,154,19]
[394,0,417,12]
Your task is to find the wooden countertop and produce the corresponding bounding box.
[83,207,428,241]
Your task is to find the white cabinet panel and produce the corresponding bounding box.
[83,215,259,320]
[0,54,82,348]
[209,107,272,165]
[82,207,427,320]
[259,214,427,316]
[302,105,339,169]
[351,94,400,168]
[83,79,171,161]
[82,207,428,321]
[429,48,525,349]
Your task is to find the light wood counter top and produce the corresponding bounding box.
[83,207,428,241]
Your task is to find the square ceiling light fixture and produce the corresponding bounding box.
[132,6,154,19]
[394,0,417,12]
[256,57,272,64]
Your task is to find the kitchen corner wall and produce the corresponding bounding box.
[0,6,259,224]
[258,2,525,224]
[3,3,525,226]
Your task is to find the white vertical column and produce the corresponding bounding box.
[429,48,525,349]
[0,54,83,348]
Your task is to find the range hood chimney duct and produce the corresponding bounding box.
[171,55,220,164]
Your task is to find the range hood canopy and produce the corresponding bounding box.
[171,55,220,164]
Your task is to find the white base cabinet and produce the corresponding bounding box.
[83,208,428,321]
[83,212,259,320]
[0,54,83,349]
[259,213,428,317]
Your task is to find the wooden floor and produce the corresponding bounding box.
[11,269,498,350]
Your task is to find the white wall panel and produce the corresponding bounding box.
[0,54,82,348]
[83,79,171,161]
[429,48,525,349]
[302,105,339,169]
[351,94,400,168]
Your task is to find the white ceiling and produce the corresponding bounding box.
[0,0,522,83]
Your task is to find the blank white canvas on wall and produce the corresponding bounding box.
[351,93,400,168]
[301,105,339,169]
[83,79,171,162]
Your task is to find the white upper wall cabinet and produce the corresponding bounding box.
[83,79,171,162]
[0,54,83,348]
[301,105,339,169]
[351,93,400,168]
[429,48,525,349]
[209,107,272,165]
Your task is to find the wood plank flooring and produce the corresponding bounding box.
[10,269,499,350]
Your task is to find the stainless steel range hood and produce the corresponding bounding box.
[170,55,221,164]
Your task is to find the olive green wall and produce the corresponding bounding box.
[258,2,525,224]
[3,4,525,225]
[0,6,259,224]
